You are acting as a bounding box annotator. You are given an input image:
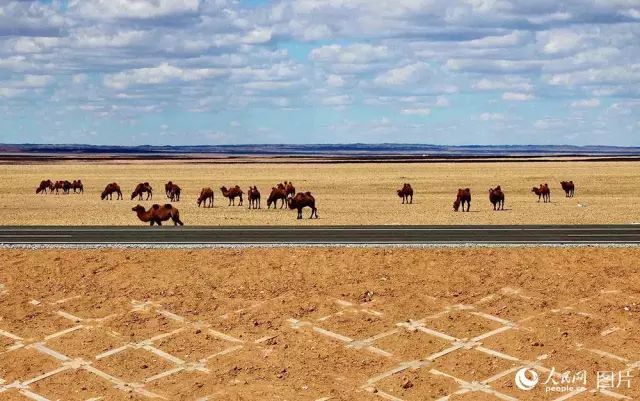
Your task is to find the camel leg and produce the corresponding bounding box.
[297,208,302,219]
[258,199,261,209]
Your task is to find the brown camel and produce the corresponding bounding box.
[488,186,505,211]
[101,182,123,200]
[71,180,84,194]
[267,186,288,209]
[288,192,318,219]
[53,180,72,195]
[453,188,471,212]
[132,204,184,226]
[532,183,551,203]
[397,183,414,204]
[248,186,261,209]
[197,187,214,208]
[560,181,575,197]
[284,181,296,199]
[36,179,54,194]
[131,182,153,200]
[165,181,181,202]
[220,185,243,206]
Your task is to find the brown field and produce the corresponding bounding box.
[1,160,639,225]
[1,247,640,400]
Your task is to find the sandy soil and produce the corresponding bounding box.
[1,161,639,225]
[1,248,640,400]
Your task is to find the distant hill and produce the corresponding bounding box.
[1,143,639,158]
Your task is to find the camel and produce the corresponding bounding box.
[560,181,575,197]
[532,183,551,203]
[489,186,505,211]
[131,182,153,200]
[288,192,318,219]
[397,183,413,204]
[220,185,243,206]
[53,180,72,195]
[267,186,288,209]
[284,181,296,199]
[36,179,54,194]
[453,188,471,212]
[165,181,181,202]
[132,204,183,226]
[248,186,261,209]
[197,187,214,208]
[101,183,123,200]
[71,180,84,194]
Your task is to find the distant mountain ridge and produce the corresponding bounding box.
[1,143,640,157]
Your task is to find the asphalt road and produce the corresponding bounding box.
[1,225,640,245]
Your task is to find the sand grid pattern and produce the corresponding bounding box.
[1,248,640,400]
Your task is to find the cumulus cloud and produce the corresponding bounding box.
[571,98,601,108]
[479,112,505,121]
[104,63,225,89]
[373,63,429,87]
[502,92,534,101]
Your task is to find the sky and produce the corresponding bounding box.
[0,0,639,146]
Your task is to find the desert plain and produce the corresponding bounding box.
[1,160,639,225]
[1,247,640,400]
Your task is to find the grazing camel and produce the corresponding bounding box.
[220,185,243,206]
[560,181,575,197]
[131,182,153,200]
[36,179,54,194]
[248,186,261,209]
[397,183,414,204]
[53,180,72,195]
[165,182,181,202]
[288,192,319,219]
[267,186,288,209]
[71,180,84,194]
[197,187,214,208]
[488,186,505,211]
[132,204,184,226]
[453,188,472,212]
[532,183,551,203]
[101,183,123,200]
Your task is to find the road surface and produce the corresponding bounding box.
[1,225,639,245]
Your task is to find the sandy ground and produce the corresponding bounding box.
[1,161,639,225]
[1,248,640,400]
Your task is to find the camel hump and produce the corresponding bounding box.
[164,203,173,209]
[305,191,312,196]
[151,204,161,210]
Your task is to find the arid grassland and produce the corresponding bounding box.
[1,248,639,400]
[1,161,639,225]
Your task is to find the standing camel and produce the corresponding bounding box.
[267,186,287,209]
[132,204,183,226]
[71,180,84,194]
[488,186,505,211]
[36,180,54,194]
[248,186,261,209]
[560,181,575,197]
[288,192,318,219]
[220,186,243,206]
[531,184,551,203]
[397,183,413,204]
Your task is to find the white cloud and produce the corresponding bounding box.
[401,108,431,115]
[435,96,450,107]
[68,0,200,20]
[321,95,351,107]
[479,112,505,121]
[373,63,429,87]
[104,63,225,89]
[570,98,601,108]
[326,74,346,87]
[472,78,533,92]
[502,92,534,101]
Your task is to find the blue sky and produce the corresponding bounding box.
[0,0,639,146]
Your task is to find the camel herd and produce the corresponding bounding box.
[36,179,317,224]
[35,178,576,224]
[395,180,576,212]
